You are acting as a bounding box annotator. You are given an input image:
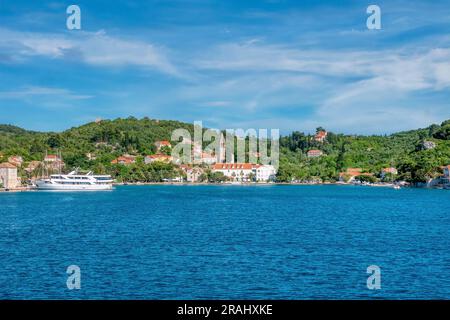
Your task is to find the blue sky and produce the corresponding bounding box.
[0,0,449,134]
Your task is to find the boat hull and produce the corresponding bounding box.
[35,181,113,191]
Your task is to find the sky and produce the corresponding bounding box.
[0,0,449,134]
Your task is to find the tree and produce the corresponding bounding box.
[356,175,377,183]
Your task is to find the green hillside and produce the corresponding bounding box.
[0,117,449,183]
[278,120,450,183]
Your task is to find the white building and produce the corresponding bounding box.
[212,163,254,182]
[0,162,19,189]
[212,163,277,182]
[254,164,276,182]
[442,165,450,184]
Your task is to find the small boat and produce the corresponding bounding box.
[393,185,401,190]
[35,170,113,191]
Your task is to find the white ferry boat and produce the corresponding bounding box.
[35,171,113,191]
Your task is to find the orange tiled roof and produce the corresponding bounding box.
[148,154,171,159]
[316,131,327,137]
[156,140,171,146]
[111,155,136,164]
[0,162,16,169]
[45,154,60,159]
[213,163,254,170]
[340,168,366,177]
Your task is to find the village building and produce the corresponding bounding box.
[180,165,204,182]
[189,133,230,164]
[339,168,373,182]
[0,162,19,189]
[212,163,253,182]
[307,149,323,158]
[8,155,23,167]
[212,163,277,182]
[381,167,398,178]
[111,155,136,165]
[44,154,65,171]
[218,133,227,163]
[442,165,450,185]
[201,152,217,165]
[144,154,173,164]
[25,161,42,175]
[314,130,328,142]
[86,152,97,161]
[422,141,436,150]
[253,164,277,182]
[155,140,171,151]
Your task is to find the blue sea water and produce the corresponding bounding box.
[0,185,449,299]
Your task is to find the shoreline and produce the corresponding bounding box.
[1,182,447,192]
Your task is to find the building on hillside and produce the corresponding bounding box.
[339,168,373,182]
[144,154,173,164]
[86,153,97,161]
[219,133,226,163]
[253,164,277,182]
[442,165,450,184]
[44,154,65,171]
[314,130,328,142]
[201,152,217,165]
[0,162,19,189]
[381,167,398,179]
[111,155,136,165]
[444,165,450,177]
[155,140,171,151]
[182,133,231,164]
[8,155,23,167]
[192,141,202,160]
[25,161,42,175]
[307,149,323,158]
[422,141,436,150]
[180,165,204,182]
[44,154,61,162]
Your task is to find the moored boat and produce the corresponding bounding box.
[35,170,113,191]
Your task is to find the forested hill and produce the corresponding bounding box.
[0,117,449,183]
[278,119,450,182]
[0,117,195,167]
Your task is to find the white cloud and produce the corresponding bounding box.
[187,41,450,133]
[194,42,450,91]
[0,86,92,100]
[0,28,178,75]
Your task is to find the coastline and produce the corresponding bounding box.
[2,181,447,192]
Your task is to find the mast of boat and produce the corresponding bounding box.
[44,150,48,178]
[58,150,62,174]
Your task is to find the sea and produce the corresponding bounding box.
[0,185,449,299]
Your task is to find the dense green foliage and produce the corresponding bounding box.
[278,121,450,183]
[0,117,194,182]
[0,117,449,184]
